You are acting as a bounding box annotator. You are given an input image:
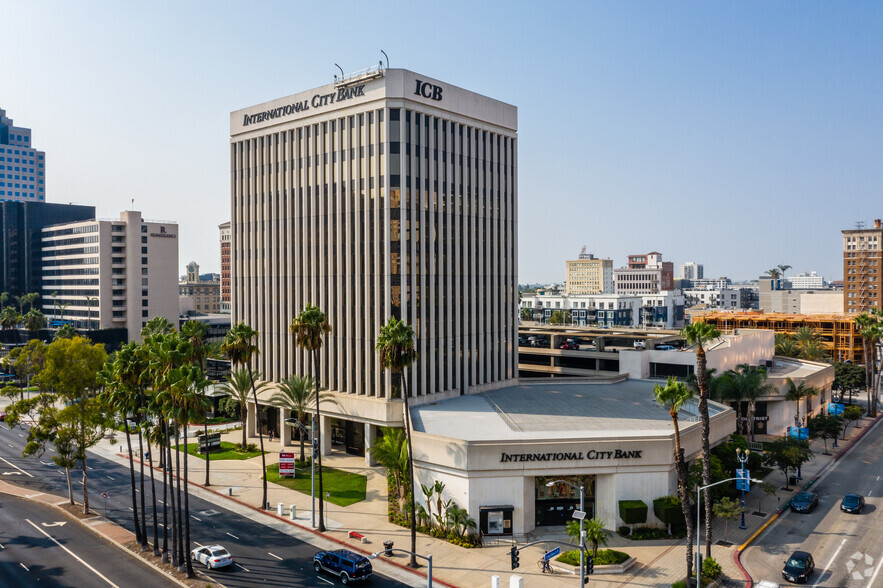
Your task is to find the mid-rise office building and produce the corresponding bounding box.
[789,271,826,289]
[0,108,46,203]
[843,220,882,314]
[179,262,222,315]
[41,210,179,340]
[565,251,613,295]
[0,201,95,298]
[614,251,674,294]
[679,261,704,281]
[219,221,231,313]
[231,67,518,455]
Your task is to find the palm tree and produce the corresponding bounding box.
[784,378,819,428]
[859,322,882,418]
[216,370,267,448]
[269,375,337,462]
[584,518,610,557]
[22,309,47,333]
[680,321,720,559]
[221,322,268,510]
[54,323,77,340]
[653,376,695,582]
[369,427,409,504]
[0,306,21,329]
[376,317,419,568]
[710,370,746,434]
[777,264,792,281]
[420,483,434,529]
[766,268,781,280]
[85,295,97,330]
[141,316,175,338]
[290,305,332,532]
[181,320,211,485]
[734,365,777,443]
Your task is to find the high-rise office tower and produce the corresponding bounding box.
[565,251,613,295]
[0,108,46,203]
[219,221,231,313]
[230,67,518,451]
[843,220,883,314]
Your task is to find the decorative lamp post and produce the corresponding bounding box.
[736,448,750,530]
[547,479,585,587]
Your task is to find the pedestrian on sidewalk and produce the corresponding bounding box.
[269,430,275,443]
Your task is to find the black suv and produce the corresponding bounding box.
[314,549,372,584]
[782,551,814,584]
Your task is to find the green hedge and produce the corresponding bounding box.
[618,500,648,525]
[654,495,686,534]
[556,549,630,566]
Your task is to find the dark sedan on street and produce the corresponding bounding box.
[790,492,819,513]
[841,493,865,514]
[782,551,814,584]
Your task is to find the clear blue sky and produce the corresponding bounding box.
[3,1,880,282]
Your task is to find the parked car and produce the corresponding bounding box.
[633,340,645,348]
[790,492,819,513]
[314,549,373,584]
[782,551,814,584]
[559,339,579,350]
[190,545,233,569]
[841,493,865,514]
[654,344,676,351]
[0,411,6,422]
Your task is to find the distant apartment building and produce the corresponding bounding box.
[219,221,231,313]
[789,271,826,289]
[843,220,883,314]
[679,261,704,281]
[520,290,685,329]
[614,251,674,294]
[178,262,221,315]
[565,251,613,295]
[683,287,741,310]
[0,201,95,297]
[0,108,46,203]
[40,210,179,340]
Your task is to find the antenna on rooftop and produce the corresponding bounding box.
[855,221,866,230]
[580,245,586,256]
[380,50,389,69]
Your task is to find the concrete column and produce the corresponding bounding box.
[320,414,333,456]
[246,401,256,438]
[281,408,292,446]
[364,423,377,466]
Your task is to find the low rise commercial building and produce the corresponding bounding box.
[565,251,613,295]
[615,252,674,295]
[179,261,221,315]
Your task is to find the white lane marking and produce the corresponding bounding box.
[40,461,50,466]
[6,443,12,448]
[317,576,334,585]
[268,552,283,560]
[235,562,250,572]
[87,466,93,471]
[867,548,883,588]
[105,476,114,481]
[0,543,4,549]
[191,515,201,521]
[158,500,164,505]
[0,456,33,477]
[128,507,134,511]
[18,433,23,437]
[226,532,239,540]
[25,519,119,587]
[20,562,29,571]
[814,538,847,588]
[193,541,203,547]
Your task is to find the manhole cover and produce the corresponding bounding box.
[199,509,221,517]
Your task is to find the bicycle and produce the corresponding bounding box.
[537,558,554,574]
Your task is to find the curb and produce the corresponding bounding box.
[733,412,882,587]
[0,483,201,588]
[120,453,459,588]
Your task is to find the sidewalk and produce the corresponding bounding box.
[90,412,881,588]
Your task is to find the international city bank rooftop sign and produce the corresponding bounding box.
[500,449,643,463]
[241,79,444,127]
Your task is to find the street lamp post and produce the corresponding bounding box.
[736,449,750,530]
[547,479,585,587]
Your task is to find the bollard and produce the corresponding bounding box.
[491,575,500,588]
[290,505,297,520]
[509,575,523,588]
[277,502,284,516]
[228,487,233,496]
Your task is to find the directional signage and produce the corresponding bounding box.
[736,469,750,492]
[279,452,296,478]
[544,547,561,561]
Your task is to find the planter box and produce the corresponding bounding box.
[551,556,637,575]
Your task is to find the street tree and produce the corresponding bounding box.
[832,362,865,404]
[269,374,338,463]
[840,404,865,439]
[763,435,813,490]
[784,378,819,426]
[712,497,744,542]
[216,369,268,448]
[807,413,842,454]
[181,320,211,485]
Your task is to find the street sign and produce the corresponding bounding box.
[572,510,586,520]
[828,403,844,416]
[279,452,296,477]
[736,469,750,492]
[101,491,109,500]
[790,427,809,440]
[544,547,561,561]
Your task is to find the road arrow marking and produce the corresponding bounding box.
[25,519,119,587]
[0,456,33,477]
[41,522,67,528]
[2,471,24,476]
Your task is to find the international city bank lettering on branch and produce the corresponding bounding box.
[242,79,445,127]
[500,449,643,463]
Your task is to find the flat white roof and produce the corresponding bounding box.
[411,379,728,441]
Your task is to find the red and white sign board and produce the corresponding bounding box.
[279,452,296,477]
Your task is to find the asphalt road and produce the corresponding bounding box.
[0,421,415,588]
[742,418,883,587]
[0,493,174,587]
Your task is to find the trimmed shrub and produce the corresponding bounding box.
[653,495,686,535]
[556,548,629,567]
[618,500,648,531]
[702,556,722,583]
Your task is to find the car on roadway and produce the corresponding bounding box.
[190,545,233,569]
[314,549,373,584]
[654,344,676,351]
[841,493,865,514]
[0,410,6,421]
[789,492,819,513]
[559,339,579,350]
[782,550,814,584]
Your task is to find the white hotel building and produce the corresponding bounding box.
[231,67,518,456]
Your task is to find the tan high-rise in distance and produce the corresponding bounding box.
[843,219,883,314]
[565,252,613,295]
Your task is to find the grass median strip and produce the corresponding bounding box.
[265,463,366,507]
[178,441,265,461]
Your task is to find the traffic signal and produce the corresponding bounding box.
[510,545,520,570]
[586,555,594,575]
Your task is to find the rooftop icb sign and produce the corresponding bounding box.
[279,452,296,478]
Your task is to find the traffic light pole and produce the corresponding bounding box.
[510,539,593,582]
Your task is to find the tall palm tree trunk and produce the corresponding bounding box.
[314,352,326,532]
[161,422,170,562]
[247,367,268,510]
[183,420,194,578]
[175,421,185,572]
[299,414,306,463]
[695,346,713,559]
[203,414,211,486]
[146,434,160,556]
[241,403,248,448]
[167,422,178,567]
[401,373,418,568]
[123,420,143,543]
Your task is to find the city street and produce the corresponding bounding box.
[0,420,416,588]
[742,418,883,587]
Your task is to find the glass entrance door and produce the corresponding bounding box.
[534,475,594,527]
